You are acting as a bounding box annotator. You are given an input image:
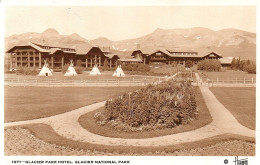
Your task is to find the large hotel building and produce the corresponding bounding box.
[6,42,222,70]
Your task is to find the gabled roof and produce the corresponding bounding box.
[74,44,94,55]
[49,48,62,54]
[147,49,171,56]
[219,57,233,64]
[109,49,133,58]
[6,42,50,53]
[131,50,143,56]
[201,51,222,58]
[104,53,120,59]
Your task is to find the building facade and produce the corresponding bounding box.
[6,42,223,70]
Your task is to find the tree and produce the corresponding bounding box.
[245,63,256,74]
[197,59,221,71]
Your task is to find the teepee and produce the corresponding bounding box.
[38,60,53,76]
[113,65,125,77]
[89,64,101,75]
[64,60,77,76]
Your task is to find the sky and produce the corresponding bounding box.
[4,6,256,41]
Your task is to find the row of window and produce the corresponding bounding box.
[171,52,197,55]
[13,52,40,55]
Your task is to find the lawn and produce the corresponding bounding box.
[78,87,213,139]
[209,87,256,130]
[5,71,165,81]
[4,86,141,122]
[200,70,256,80]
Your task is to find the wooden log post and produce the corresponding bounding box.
[62,56,64,68]
[90,55,93,67]
[20,53,22,67]
[39,53,42,68]
[86,58,88,68]
[33,52,36,68]
[51,56,54,69]
[15,53,18,68]
[99,55,101,67]
[10,53,13,69]
[27,51,30,68]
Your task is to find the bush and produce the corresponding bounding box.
[197,59,221,71]
[61,64,70,73]
[245,63,256,74]
[75,66,84,74]
[76,60,82,67]
[185,60,193,68]
[16,67,39,75]
[122,64,150,72]
[101,80,197,129]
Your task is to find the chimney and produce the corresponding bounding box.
[108,46,110,52]
[42,39,45,45]
[136,43,140,50]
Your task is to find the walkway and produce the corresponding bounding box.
[4,74,255,147]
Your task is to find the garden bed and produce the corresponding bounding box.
[78,86,212,138]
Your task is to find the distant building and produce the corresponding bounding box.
[6,42,119,70]
[219,57,234,69]
[6,42,223,70]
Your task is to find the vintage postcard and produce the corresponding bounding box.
[1,0,259,165]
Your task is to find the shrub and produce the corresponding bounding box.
[76,59,82,67]
[245,63,256,74]
[16,67,39,75]
[197,59,221,71]
[75,66,84,74]
[122,64,150,72]
[61,64,70,73]
[185,60,193,68]
[102,80,197,129]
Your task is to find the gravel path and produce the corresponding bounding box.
[5,127,255,156]
[4,73,255,147]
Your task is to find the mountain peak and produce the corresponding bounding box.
[42,28,60,35]
[70,33,80,37]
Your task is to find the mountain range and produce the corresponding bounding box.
[5,27,256,59]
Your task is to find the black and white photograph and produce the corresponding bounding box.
[1,0,259,164]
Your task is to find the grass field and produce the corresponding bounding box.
[200,70,256,80]
[209,87,256,130]
[78,87,212,138]
[5,71,165,81]
[4,86,141,122]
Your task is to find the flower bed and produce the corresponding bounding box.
[95,80,197,130]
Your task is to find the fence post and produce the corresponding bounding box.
[252,77,253,83]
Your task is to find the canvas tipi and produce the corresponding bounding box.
[38,61,53,76]
[64,60,77,76]
[89,64,101,75]
[113,65,125,77]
